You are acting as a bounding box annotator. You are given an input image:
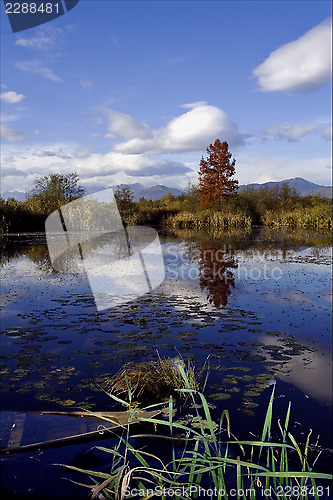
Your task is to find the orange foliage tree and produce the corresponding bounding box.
[198,139,238,208]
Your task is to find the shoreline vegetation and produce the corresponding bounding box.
[0,183,332,235]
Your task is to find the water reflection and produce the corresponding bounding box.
[199,241,237,307]
[2,227,331,269]
[0,228,331,446]
[0,234,52,272]
[171,226,332,257]
[258,334,332,403]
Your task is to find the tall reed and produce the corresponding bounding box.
[63,376,332,499]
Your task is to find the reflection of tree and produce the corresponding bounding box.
[53,230,130,273]
[25,243,53,272]
[0,235,53,272]
[169,226,332,258]
[0,230,131,275]
[199,242,237,307]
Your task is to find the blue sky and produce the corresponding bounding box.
[1,0,332,195]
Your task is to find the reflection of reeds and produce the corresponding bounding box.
[170,226,252,241]
[104,356,199,404]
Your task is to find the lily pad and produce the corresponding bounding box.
[59,399,76,406]
[210,393,231,400]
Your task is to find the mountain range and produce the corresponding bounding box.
[114,177,332,199]
[1,177,331,201]
[112,183,184,201]
[238,177,332,198]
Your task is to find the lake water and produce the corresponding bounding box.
[0,228,332,498]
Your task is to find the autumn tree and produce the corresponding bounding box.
[198,139,238,208]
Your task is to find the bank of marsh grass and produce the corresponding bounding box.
[169,210,252,230]
[262,205,332,231]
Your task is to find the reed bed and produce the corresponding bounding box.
[63,365,332,500]
[168,210,252,230]
[262,206,332,231]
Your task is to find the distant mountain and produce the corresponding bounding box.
[1,190,27,201]
[2,178,331,202]
[113,183,146,198]
[135,185,184,201]
[239,177,332,198]
[83,183,145,198]
[113,183,184,201]
[1,183,183,202]
[302,186,332,198]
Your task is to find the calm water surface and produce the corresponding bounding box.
[0,228,332,498]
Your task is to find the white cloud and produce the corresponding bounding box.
[0,142,193,193]
[15,60,63,82]
[0,125,26,143]
[33,149,56,157]
[1,167,26,177]
[1,113,21,123]
[3,99,328,194]
[1,103,241,189]
[91,132,115,139]
[110,102,244,154]
[322,126,332,141]
[1,109,24,143]
[0,91,26,104]
[253,18,332,93]
[68,151,192,178]
[80,80,94,90]
[105,34,121,50]
[110,35,120,49]
[32,148,71,160]
[74,146,91,159]
[15,36,55,50]
[263,122,317,142]
[14,26,64,50]
[2,135,331,194]
[102,108,150,140]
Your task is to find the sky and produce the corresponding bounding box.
[0,0,332,196]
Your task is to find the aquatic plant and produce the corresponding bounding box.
[103,355,200,405]
[63,381,332,500]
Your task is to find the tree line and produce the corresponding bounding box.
[1,140,332,233]
[1,173,84,233]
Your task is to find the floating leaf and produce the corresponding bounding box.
[210,393,231,400]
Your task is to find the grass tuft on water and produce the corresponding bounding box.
[103,355,200,405]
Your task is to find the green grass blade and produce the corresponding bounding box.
[197,392,218,449]
[255,471,333,479]
[261,384,276,446]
